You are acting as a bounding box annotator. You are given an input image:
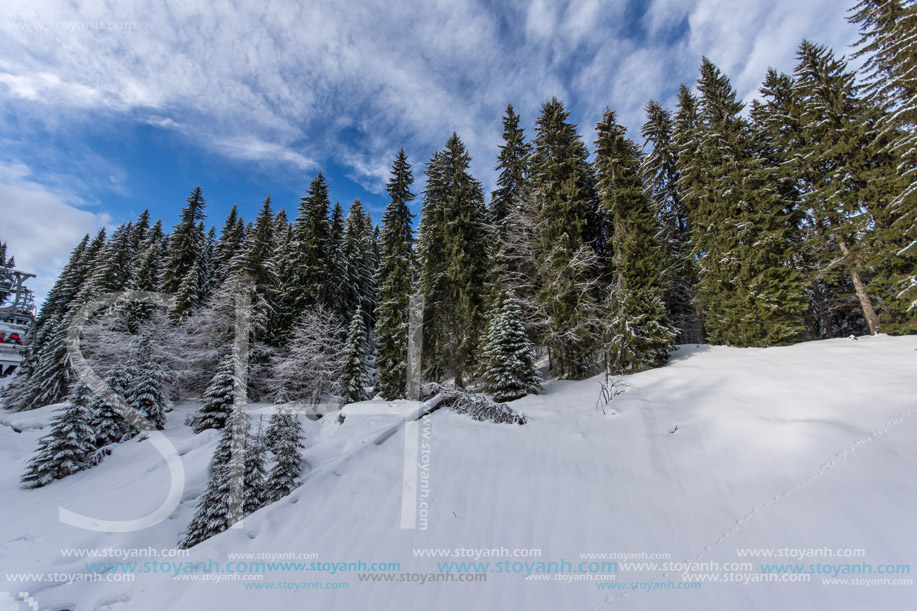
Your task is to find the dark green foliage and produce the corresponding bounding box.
[21,383,98,488]
[375,149,415,400]
[528,98,602,378]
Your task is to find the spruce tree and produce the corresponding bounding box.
[126,334,168,431]
[265,410,305,501]
[417,134,489,386]
[243,422,268,515]
[688,58,807,346]
[160,187,207,299]
[375,150,415,400]
[480,296,541,402]
[343,200,377,329]
[491,104,532,231]
[215,204,246,283]
[327,201,349,322]
[490,104,533,303]
[595,108,676,372]
[528,98,602,378]
[91,364,134,446]
[339,307,369,404]
[189,355,238,433]
[285,173,332,326]
[21,383,98,488]
[791,41,893,334]
[180,419,245,548]
[641,99,702,343]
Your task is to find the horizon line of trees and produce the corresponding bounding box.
[4,0,915,417]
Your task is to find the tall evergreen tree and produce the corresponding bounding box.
[339,306,369,404]
[5,229,107,411]
[595,108,677,372]
[160,187,207,299]
[491,104,532,230]
[641,99,702,343]
[125,334,169,430]
[417,134,489,386]
[528,98,602,378]
[687,58,808,346]
[285,173,332,325]
[375,149,415,400]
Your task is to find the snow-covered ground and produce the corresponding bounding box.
[1,335,915,610]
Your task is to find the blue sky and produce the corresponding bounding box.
[0,0,860,304]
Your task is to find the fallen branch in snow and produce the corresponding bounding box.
[423,384,526,425]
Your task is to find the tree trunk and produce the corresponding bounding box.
[837,237,880,335]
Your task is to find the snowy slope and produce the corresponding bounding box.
[1,335,916,610]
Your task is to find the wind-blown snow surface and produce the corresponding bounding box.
[1,335,916,610]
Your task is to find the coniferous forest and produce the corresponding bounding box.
[2,0,917,566]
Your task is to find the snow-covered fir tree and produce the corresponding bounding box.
[180,419,245,548]
[265,410,305,502]
[243,421,268,515]
[188,355,238,433]
[91,364,134,446]
[21,382,98,488]
[480,296,541,402]
[339,306,369,405]
[125,334,169,431]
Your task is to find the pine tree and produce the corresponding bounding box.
[641,99,702,343]
[91,364,134,446]
[189,355,238,433]
[229,196,280,325]
[339,306,368,404]
[265,410,304,502]
[215,204,246,282]
[327,201,349,322]
[480,296,541,402]
[125,334,169,431]
[491,104,532,230]
[850,0,917,330]
[595,108,677,372]
[416,151,449,381]
[243,422,268,515]
[791,41,895,334]
[180,419,245,548]
[490,104,533,300]
[687,58,807,346]
[375,150,415,400]
[343,200,377,329]
[528,98,603,378]
[284,173,332,327]
[417,134,489,386]
[21,383,98,488]
[160,187,207,298]
[87,222,136,295]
